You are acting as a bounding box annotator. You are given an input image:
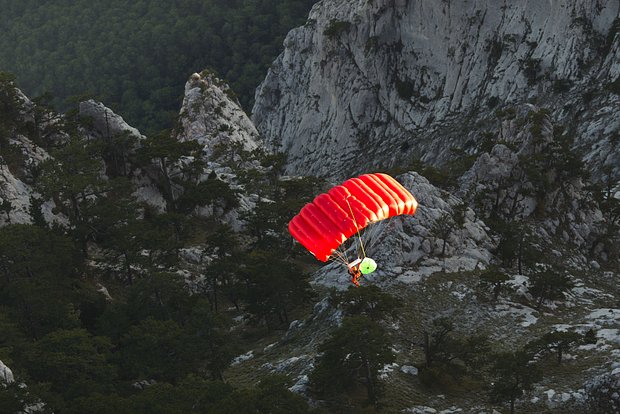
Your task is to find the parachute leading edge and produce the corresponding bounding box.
[288,173,418,262]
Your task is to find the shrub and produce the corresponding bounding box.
[395,77,415,100]
[323,20,351,39]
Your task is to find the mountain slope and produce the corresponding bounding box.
[252,0,620,181]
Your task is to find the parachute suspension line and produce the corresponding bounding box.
[338,245,351,264]
[328,249,349,266]
[362,219,383,253]
[361,224,375,254]
[345,196,367,259]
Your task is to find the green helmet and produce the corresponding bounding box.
[359,257,377,275]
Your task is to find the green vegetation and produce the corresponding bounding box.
[0,194,319,412]
[0,0,316,134]
[395,77,416,100]
[607,76,620,94]
[528,267,575,310]
[0,78,325,411]
[311,287,400,407]
[489,350,542,414]
[525,330,588,365]
[553,78,573,93]
[323,19,351,39]
[478,266,512,302]
[522,58,541,85]
[429,213,456,256]
[486,38,503,67]
[311,316,395,405]
[417,316,490,390]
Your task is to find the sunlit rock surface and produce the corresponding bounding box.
[79,99,144,140]
[178,71,261,163]
[0,360,14,384]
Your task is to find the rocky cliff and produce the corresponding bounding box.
[253,0,620,181]
[178,71,261,163]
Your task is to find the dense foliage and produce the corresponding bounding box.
[0,80,324,412]
[0,0,315,134]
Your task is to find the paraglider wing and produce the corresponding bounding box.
[288,173,418,261]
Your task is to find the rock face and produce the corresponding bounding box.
[174,72,265,228]
[178,71,261,163]
[0,162,36,225]
[459,106,607,253]
[0,88,53,226]
[252,0,620,180]
[79,99,144,140]
[0,72,264,228]
[76,75,264,225]
[0,359,14,384]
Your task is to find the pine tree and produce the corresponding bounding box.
[135,131,201,214]
[526,330,584,364]
[242,250,314,331]
[337,285,401,321]
[202,225,243,312]
[22,328,117,400]
[478,266,511,302]
[311,316,395,405]
[0,224,88,339]
[0,72,22,142]
[430,212,455,256]
[490,350,541,414]
[528,267,574,310]
[35,133,111,257]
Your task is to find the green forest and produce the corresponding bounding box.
[0,73,329,413]
[0,0,315,134]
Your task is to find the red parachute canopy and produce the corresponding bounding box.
[288,173,418,261]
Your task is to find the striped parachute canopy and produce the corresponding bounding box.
[288,173,418,262]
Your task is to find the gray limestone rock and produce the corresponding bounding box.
[252,0,620,181]
[178,71,261,164]
[0,359,14,384]
[79,99,144,140]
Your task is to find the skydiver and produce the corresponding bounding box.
[347,257,377,286]
[348,264,363,287]
[347,258,363,287]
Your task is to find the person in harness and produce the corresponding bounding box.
[347,257,377,287]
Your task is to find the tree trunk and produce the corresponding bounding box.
[362,356,376,403]
[124,251,133,285]
[517,233,524,275]
[423,332,432,368]
[211,277,219,313]
[494,185,502,211]
[282,306,289,325]
[493,283,501,301]
[70,193,82,223]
